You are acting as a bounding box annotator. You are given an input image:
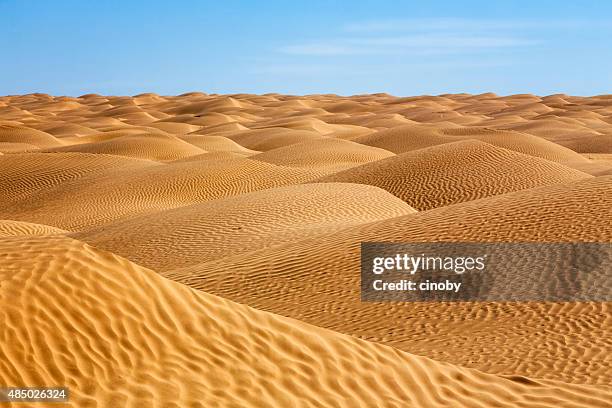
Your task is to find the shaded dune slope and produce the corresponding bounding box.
[223,127,325,151]
[179,134,258,155]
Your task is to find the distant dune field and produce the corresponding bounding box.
[1,92,611,407]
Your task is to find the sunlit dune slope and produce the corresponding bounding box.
[40,133,206,161]
[0,142,40,153]
[179,134,258,155]
[0,156,325,231]
[222,127,325,151]
[353,124,590,163]
[0,220,67,237]
[73,183,416,271]
[315,140,592,210]
[0,124,64,148]
[1,235,610,408]
[252,137,395,170]
[0,152,159,205]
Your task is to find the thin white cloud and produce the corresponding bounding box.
[279,35,538,56]
[343,18,596,33]
[348,35,538,47]
[278,17,554,57]
[277,18,572,57]
[279,44,362,56]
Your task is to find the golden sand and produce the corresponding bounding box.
[0,92,611,407]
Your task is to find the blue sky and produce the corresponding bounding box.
[1,0,611,96]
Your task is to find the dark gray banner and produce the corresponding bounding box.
[361,242,611,301]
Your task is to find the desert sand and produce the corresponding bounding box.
[0,92,611,407]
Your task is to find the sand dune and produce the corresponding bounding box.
[192,121,249,134]
[58,127,167,144]
[40,122,100,137]
[353,123,589,162]
[1,235,610,408]
[223,127,325,151]
[170,176,612,384]
[251,117,349,134]
[0,123,64,148]
[73,183,416,271]
[252,137,395,170]
[179,134,258,155]
[0,142,40,153]
[147,121,202,134]
[40,133,206,161]
[351,122,452,151]
[0,152,159,205]
[1,92,611,405]
[1,156,325,231]
[545,132,612,154]
[316,140,592,209]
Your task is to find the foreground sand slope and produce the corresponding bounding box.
[169,176,612,384]
[1,235,610,408]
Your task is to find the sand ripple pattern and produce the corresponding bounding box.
[1,236,610,408]
[171,177,612,384]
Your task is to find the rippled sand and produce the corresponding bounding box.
[1,92,611,407]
